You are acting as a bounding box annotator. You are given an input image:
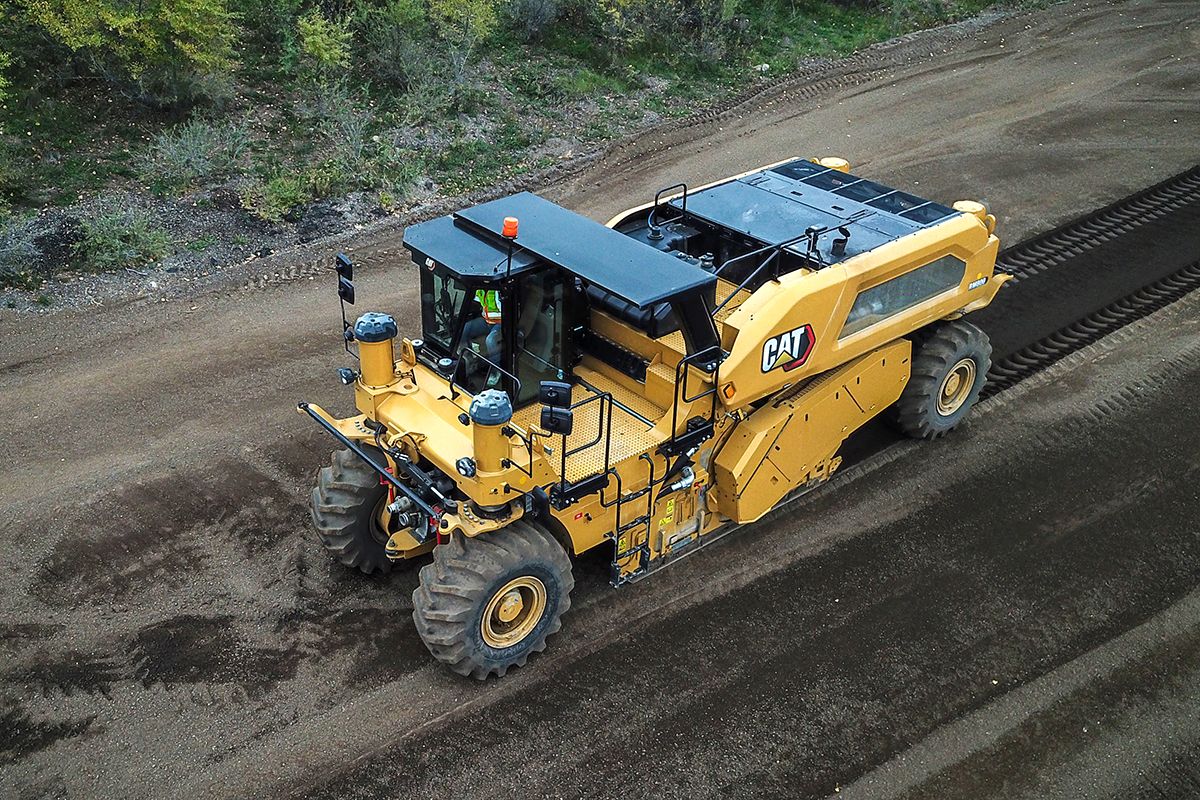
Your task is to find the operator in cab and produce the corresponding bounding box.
[463,287,504,360]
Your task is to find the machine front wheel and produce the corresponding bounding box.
[413,521,573,680]
[892,320,992,439]
[310,447,393,575]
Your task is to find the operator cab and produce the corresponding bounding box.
[404,192,721,406]
[417,257,573,405]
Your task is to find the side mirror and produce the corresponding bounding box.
[338,276,355,304]
[539,380,571,407]
[335,252,353,280]
[541,406,573,436]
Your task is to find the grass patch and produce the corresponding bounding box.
[74,206,172,272]
[0,87,147,209]
[428,118,534,195]
[187,234,218,252]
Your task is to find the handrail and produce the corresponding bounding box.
[577,377,654,426]
[598,468,624,533]
[557,391,613,499]
[502,422,536,478]
[712,250,783,316]
[601,453,658,584]
[648,182,689,233]
[710,213,875,313]
[667,346,721,452]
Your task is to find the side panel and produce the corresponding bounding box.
[712,339,911,523]
[718,215,999,408]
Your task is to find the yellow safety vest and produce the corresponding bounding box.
[475,289,502,324]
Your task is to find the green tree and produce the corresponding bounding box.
[428,0,498,83]
[19,0,239,108]
[0,49,11,102]
[352,0,433,92]
[297,10,352,84]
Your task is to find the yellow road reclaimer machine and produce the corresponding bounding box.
[299,157,1007,678]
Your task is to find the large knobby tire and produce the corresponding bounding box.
[310,447,393,575]
[413,521,573,680]
[892,320,992,439]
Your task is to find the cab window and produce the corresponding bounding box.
[420,266,572,403]
[420,269,468,353]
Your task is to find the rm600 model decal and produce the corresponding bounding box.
[761,324,816,373]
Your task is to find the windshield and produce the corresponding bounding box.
[420,269,468,352]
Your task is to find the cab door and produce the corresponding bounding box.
[508,268,572,406]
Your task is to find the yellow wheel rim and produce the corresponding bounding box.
[481,576,547,649]
[937,358,976,416]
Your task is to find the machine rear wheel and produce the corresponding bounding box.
[892,320,991,439]
[310,447,392,575]
[413,521,573,680]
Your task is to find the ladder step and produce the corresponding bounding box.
[619,488,649,504]
[618,515,649,533]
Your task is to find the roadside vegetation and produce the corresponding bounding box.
[0,0,1018,293]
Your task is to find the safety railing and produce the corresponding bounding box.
[663,346,722,456]
[648,182,689,234]
[712,210,876,297]
[550,390,614,507]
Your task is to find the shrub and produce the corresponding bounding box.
[428,0,500,83]
[0,215,43,290]
[353,0,438,93]
[297,11,352,83]
[302,160,351,198]
[144,118,251,189]
[887,0,955,30]
[323,103,373,168]
[240,174,309,222]
[598,0,738,56]
[504,0,560,41]
[0,49,11,102]
[240,0,303,44]
[74,205,171,272]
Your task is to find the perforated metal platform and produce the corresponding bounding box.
[513,371,667,483]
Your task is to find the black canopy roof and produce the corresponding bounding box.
[402,213,539,279]
[403,192,716,308]
[672,159,961,266]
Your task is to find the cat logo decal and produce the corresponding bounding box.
[761,324,815,373]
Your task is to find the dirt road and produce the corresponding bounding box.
[1,1,1198,798]
[298,275,1200,800]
